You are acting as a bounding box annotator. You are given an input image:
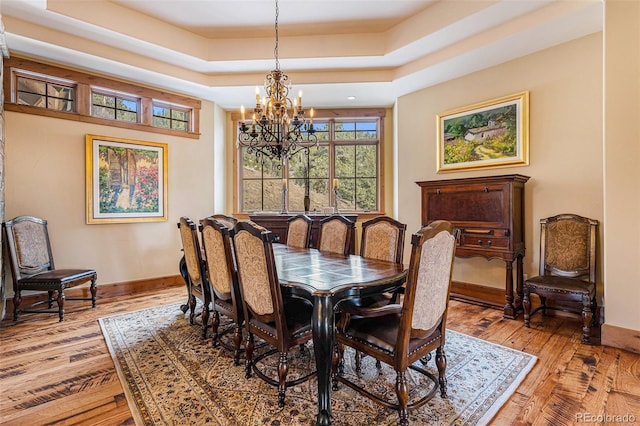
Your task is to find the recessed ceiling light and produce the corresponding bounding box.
[347,96,356,100]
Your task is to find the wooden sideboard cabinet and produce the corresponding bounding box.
[416,174,530,319]
[249,213,358,254]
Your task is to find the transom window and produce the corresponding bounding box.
[5,57,202,138]
[16,73,75,112]
[91,89,139,123]
[238,115,381,213]
[153,102,190,132]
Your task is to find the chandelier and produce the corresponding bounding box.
[237,0,317,162]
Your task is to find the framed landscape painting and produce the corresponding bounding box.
[86,134,168,224]
[436,91,529,172]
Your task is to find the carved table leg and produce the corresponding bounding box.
[312,295,334,426]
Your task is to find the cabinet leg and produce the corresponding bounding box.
[503,260,516,319]
[515,255,524,312]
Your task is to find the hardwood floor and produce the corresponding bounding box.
[1,286,638,425]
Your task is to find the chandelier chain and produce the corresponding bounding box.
[274,0,279,70]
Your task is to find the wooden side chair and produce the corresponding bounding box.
[177,216,211,338]
[332,220,457,426]
[523,213,599,344]
[2,215,97,322]
[230,220,315,408]
[316,214,355,256]
[200,217,244,364]
[285,214,312,249]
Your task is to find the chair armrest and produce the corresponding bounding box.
[340,302,402,318]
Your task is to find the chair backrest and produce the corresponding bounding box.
[200,217,238,302]
[317,214,355,255]
[177,216,206,291]
[210,214,238,231]
[3,216,54,285]
[231,221,286,331]
[398,221,456,357]
[286,214,312,249]
[360,215,407,264]
[539,213,598,282]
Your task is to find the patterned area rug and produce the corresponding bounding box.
[99,303,536,425]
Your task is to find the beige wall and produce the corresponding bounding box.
[602,0,640,335]
[397,33,604,293]
[4,101,217,288]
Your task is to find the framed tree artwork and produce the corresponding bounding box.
[436,91,529,172]
[85,134,168,224]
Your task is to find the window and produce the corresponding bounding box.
[153,102,190,132]
[91,89,139,123]
[5,57,202,138]
[237,113,382,213]
[16,73,75,112]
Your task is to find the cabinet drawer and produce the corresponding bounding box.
[458,228,509,249]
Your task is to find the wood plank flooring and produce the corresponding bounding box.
[1,286,639,425]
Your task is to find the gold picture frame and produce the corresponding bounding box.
[436,91,529,173]
[85,134,168,224]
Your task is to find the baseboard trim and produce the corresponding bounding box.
[450,281,504,310]
[4,275,185,314]
[601,323,640,354]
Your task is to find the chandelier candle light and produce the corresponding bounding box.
[333,179,339,213]
[281,178,288,214]
[237,0,317,163]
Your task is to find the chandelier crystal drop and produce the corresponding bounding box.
[237,0,317,163]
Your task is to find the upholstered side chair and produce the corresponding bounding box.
[285,214,312,249]
[332,220,457,426]
[338,215,408,366]
[177,216,211,338]
[178,214,237,313]
[3,215,97,322]
[231,220,315,408]
[200,216,244,364]
[316,214,355,256]
[360,215,407,264]
[523,213,599,344]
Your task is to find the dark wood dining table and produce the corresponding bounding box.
[272,243,407,426]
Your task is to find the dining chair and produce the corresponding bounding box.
[200,216,244,364]
[332,220,457,426]
[523,213,598,344]
[231,220,315,408]
[316,214,355,256]
[337,215,408,367]
[178,214,237,313]
[2,215,98,322]
[360,215,407,263]
[177,216,211,338]
[285,214,312,249]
